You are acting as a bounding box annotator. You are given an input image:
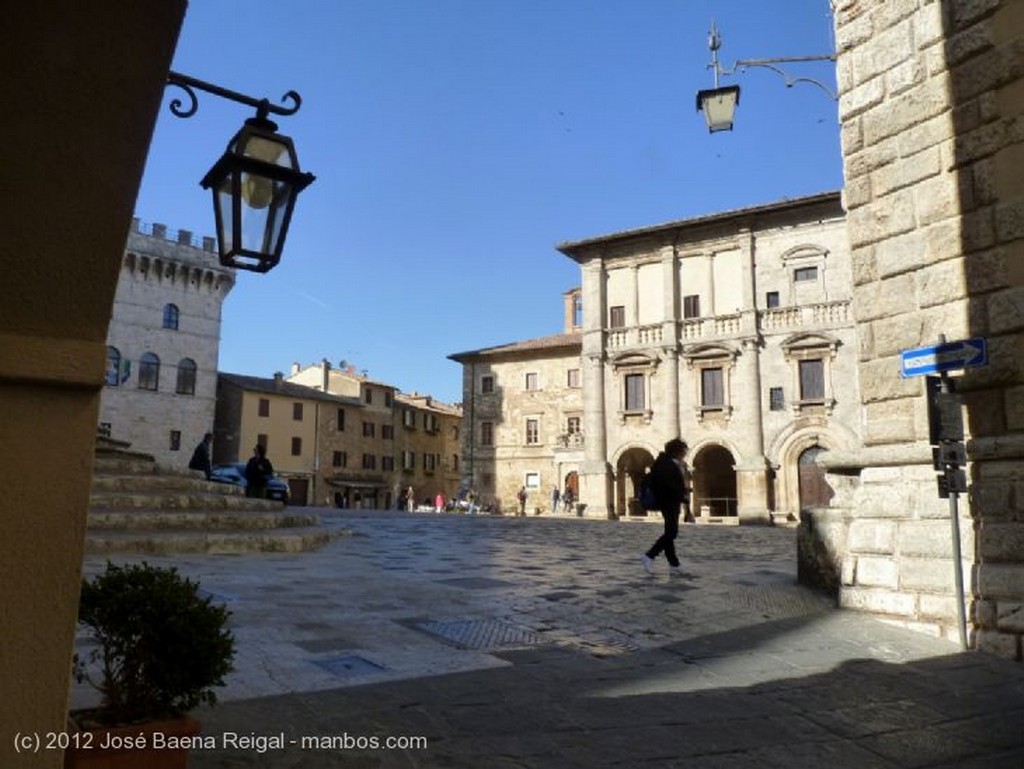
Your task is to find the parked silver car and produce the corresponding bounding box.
[210,463,290,504]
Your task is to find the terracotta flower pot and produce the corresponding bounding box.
[64,715,201,769]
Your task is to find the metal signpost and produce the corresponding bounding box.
[901,335,987,650]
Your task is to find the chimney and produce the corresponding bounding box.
[321,358,332,392]
[290,362,301,376]
[152,223,167,240]
[177,229,192,245]
[202,236,216,253]
[273,372,284,389]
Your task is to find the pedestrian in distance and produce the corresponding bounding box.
[188,432,213,480]
[551,486,561,515]
[406,486,415,512]
[517,486,527,516]
[435,492,445,513]
[244,444,274,499]
[641,438,692,578]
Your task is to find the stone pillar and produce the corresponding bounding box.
[580,260,612,517]
[661,246,681,437]
[735,336,769,523]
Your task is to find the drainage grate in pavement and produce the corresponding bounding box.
[293,636,358,653]
[435,577,516,590]
[311,654,385,678]
[413,619,547,650]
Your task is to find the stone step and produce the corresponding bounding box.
[83,527,347,555]
[87,510,322,531]
[93,456,201,477]
[91,474,243,496]
[89,492,284,513]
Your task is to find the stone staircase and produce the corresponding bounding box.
[86,437,345,554]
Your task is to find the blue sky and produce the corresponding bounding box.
[136,0,842,404]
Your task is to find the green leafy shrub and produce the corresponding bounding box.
[74,561,235,726]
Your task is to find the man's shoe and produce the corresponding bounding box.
[642,555,655,575]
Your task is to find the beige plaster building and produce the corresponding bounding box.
[99,219,234,465]
[287,360,462,508]
[454,192,858,522]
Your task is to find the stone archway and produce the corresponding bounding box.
[616,447,655,517]
[692,445,738,518]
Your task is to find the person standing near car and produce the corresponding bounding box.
[244,444,273,499]
[188,432,213,480]
[641,438,692,577]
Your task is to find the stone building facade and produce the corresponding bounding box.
[287,360,462,508]
[801,1,1024,658]
[453,192,860,522]
[99,219,234,466]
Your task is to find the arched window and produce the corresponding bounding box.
[104,346,121,386]
[163,303,179,330]
[138,352,160,391]
[176,358,197,395]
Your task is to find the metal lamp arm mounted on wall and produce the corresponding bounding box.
[712,56,838,101]
[165,70,302,120]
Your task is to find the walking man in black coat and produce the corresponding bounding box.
[641,438,692,577]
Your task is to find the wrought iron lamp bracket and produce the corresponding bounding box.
[166,70,302,121]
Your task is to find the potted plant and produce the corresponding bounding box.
[68,561,235,769]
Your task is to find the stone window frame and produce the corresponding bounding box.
[481,374,495,394]
[781,332,839,415]
[162,303,179,330]
[480,421,494,447]
[138,352,160,391]
[611,352,658,424]
[525,372,539,391]
[682,343,738,422]
[175,358,197,395]
[781,244,828,296]
[525,417,540,446]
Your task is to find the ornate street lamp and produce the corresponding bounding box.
[166,71,316,273]
[696,22,836,133]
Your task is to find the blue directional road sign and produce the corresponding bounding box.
[901,337,988,378]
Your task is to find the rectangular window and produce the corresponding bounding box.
[799,359,825,401]
[525,372,538,391]
[403,409,416,428]
[169,430,181,451]
[364,388,373,404]
[257,433,268,451]
[258,398,270,417]
[701,368,724,408]
[567,416,581,434]
[683,294,701,319]
[481,375,495,394]
[332,451,347,468]
[624,373,645,411]
[291,437,302,456]
[573,294,583,328]
[452,454,459,471]
[384,391,393,407]
[609,305,625,328]
[402,451,415,471]
[526,418,540,445]
[382,455,394,471]
[567,368,580,388]
[481,421,494,447]
[362,453,376,470]
[525,472,540,489]
[337,408,345,431]
[794,266,818,283]
[424,454,436,472]
[769,386,785,411]
[766,291,780,308]
[382,424,394,440]
[362,421,375,438]
[293,402,303,421]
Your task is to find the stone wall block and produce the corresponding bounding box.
[919,593,959,620]
[899,113,955,158]
[978,563,1024,598]
[945,19,995,66]
[863,399,916,445]
[997,603,1024,633]
[859,356,919,401]
[900,556,955,593]
[969,478,1013,516]
[978,522,1024,561]
[863,77,952,146]
[914,173,967,228]
[851,247,878,286]
[949,0,1002,31]
[841,118,865,157]
[923,218,964,263]
[975,598,998,627]
[975,627,1020,658]
[1006,384,1024,431]
[960,207,996,252]
[886,57,926,97]
[873,147,942,201]
[994,198,1024,242]
[898,520,957,558]
[853,272,916,320]
[836,12,874,61]
[876,229,928,278]
[844,175,872,209]
[840,76,886,120]
[849,519,896,553]
[840,586,917,616]
[913,3,945,49]
[918,258,968,308]
[951,40,1024,102]
[852,18,913,85]
[856,556,900,588]
[847,139,900,182]
[963,247,1008,293]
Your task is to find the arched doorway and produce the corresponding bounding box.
[798,446,833,512]
[563,471,579,511]
[692,445,737,517]
[616,447,655,517]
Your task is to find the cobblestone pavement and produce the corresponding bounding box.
[78,511,1024,768]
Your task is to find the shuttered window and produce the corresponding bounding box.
[609,306,625,328]
[624,374,645,411]
[701,368,724,408]
[683,295,701,319]
[799,359,825,401]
